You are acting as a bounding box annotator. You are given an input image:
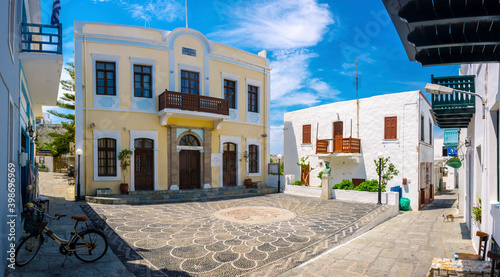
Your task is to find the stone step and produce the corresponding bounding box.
[128,186,250,195]
[86,188,278,205]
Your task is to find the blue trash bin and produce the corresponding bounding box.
[390,185,402,200]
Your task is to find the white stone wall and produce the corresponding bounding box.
[284,91,433,211]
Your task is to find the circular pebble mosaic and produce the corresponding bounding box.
[90,193,383,276]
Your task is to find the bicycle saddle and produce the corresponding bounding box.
[71,215,88,222]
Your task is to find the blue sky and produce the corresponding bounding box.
[40,0,457,154]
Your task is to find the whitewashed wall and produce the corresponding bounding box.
[461,63,500,251]
[433,138,457,190]
[284,91,433,211]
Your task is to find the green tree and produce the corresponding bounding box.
[45,62,75,157]
[374,157,399,187]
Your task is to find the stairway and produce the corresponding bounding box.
[85,186,278,205]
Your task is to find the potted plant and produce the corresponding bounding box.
[471,197,482,225]
[118,148,133,194]
[296,157,313,186]
[242,151,253,188]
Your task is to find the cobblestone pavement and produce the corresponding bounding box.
[279,190,474,277]
[90,194,389,277]
[5,172,134,277]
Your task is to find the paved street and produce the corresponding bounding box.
[90,193,389,276]
[7,173,474,277]
[5,172,133,277]
[279,190,474,277]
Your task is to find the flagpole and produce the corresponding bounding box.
[185,0,188,28]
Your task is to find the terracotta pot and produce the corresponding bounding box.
[120,183,129,194]
[244,179,253,188]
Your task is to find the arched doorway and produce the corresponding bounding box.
[179,135,201,189]
[134,138,154,190]
[223,142,237,186]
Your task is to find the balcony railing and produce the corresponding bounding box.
[316,137,361,154]
[158,90,229,116]
[431,75,475,110]
[21,23,62,55]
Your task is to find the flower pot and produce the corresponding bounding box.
[244,179,253,188]
[120,183,129,194]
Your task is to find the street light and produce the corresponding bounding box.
[424,83,486,119]
[377,152,383,205]
[277,153,283,193]
[76,148,83,200]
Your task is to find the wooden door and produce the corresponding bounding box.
[179,150,201,189]
[301,165,310,186]
[223,143,237,186]
[134,139,154,190]
[333,121,343,152]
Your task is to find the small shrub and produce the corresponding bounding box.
[38,164,46,169]
[318,171,323,180]
[332,179,354,190]
[355,179,386,192]
[293,180,302,186]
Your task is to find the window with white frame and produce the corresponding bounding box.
[97,138,117,176]
[248,85,258,113]
[93,130,121,181]
[133,65,152,98]
[224,79,236,109]
[96,61,116,96]
[246,138,261,176]
[249,144,258,173]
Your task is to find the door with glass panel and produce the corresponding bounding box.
[134,138,154,190]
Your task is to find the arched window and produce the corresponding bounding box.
[97,138,117,176]
[249,144,258,173]
[179,135,200,146]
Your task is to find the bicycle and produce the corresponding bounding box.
[15,200,108,266]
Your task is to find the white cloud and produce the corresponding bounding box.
[270,125,284,155]
[98,0,184,22]
[270,49,340,107]
[209,0,334,50]
[271,49,317,101]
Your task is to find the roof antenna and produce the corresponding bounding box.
[185,0,188,28]
[144,15,150,28]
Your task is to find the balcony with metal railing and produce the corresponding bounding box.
[21,23,62,54]
[157,90,230,128]
[18,23,63,118]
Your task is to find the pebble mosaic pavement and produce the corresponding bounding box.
[89,194,388,277]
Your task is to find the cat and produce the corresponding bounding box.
[442,214,454,222]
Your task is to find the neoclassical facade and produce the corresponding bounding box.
[74,22,271,195]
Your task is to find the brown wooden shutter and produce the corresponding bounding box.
[303,125,311,144]
[384,117,397,139]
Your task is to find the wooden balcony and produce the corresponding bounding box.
[158,90,229,116]
[316,137,361,154]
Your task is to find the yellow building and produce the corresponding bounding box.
[74,22,271,196]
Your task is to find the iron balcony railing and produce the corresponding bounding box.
[431,75,475,110]
[316,137,361,154]
[158,90,229,116]
[21,23,62,55]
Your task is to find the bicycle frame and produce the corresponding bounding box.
[32,207,95,253]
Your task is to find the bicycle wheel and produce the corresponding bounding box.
[72,229,108,262]
[15,234,43,266]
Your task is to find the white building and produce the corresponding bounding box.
[1,0,62,273]
[283,91,435,211]
[433,138,458,191]
[453,63,500,252]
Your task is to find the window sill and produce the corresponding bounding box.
[94,176,120,182]
[248,173,261,177]
[382,139,399,144]
[301,143,313,147]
